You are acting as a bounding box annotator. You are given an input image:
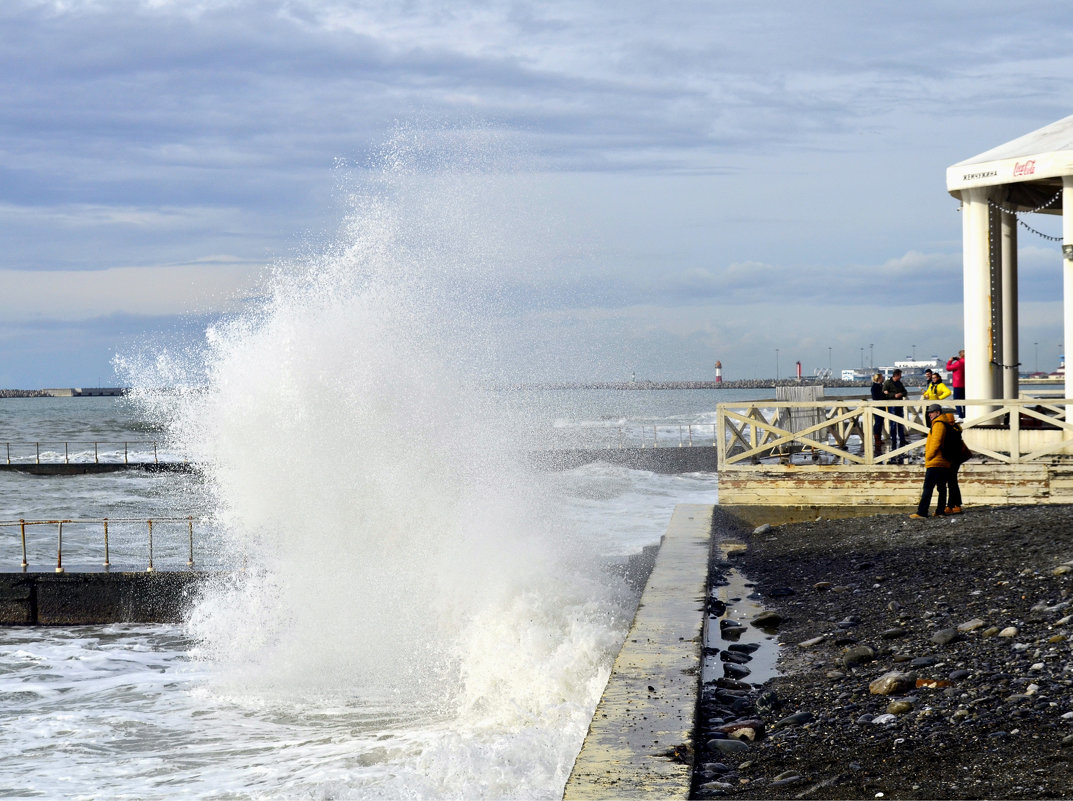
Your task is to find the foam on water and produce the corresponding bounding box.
[117,130,639,797]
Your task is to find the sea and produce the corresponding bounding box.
[0,132,864,799]
[0,390,702,799]
[0,386,868,799]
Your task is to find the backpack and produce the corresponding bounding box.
[940,421,972,465]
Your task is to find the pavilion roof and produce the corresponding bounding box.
[947,113,1073,208]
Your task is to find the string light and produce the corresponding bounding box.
[987,189,1063,242]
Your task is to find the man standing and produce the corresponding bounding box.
[920,369,934,396]
[911,404,955,519]
[882,368,908,462]
[947,349,966,418]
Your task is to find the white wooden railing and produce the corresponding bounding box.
[717,398,1073,468]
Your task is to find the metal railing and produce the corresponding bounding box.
[0,516,199,573]
[2,441,173,464]
[717,398,1073,468]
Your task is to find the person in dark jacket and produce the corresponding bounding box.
[870,372,886,455]
[882,369,908,463]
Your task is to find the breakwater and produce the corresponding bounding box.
[0,463,193,475]
[0,570,204,625]
[509,379,870,391]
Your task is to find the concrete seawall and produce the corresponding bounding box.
[0,571,205,625]
[564,504,713,799]
[0,463,194,475]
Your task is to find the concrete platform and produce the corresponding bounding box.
[0,463,193,475]
[0,570,206,624]
[564,504,713,799]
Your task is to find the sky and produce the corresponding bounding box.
[2,0,1073,387]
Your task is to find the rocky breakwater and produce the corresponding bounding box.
[693,505,1073,799]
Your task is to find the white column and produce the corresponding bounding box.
[1063,176,1073,406]
[961,187,998,419]
[1001,207,1018,399]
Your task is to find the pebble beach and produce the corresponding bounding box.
[694,505,1073,799]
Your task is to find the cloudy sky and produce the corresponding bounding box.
[2,0,1072,387]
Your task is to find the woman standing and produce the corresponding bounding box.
[947,350,966,418]
[870,372,886,455]
[923,371,952,401]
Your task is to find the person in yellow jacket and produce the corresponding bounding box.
[910,404,958,518]
[922,371,952,401]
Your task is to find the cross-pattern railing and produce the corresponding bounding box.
[717,398,1073,468]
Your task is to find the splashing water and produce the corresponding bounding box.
[118,129,635,798]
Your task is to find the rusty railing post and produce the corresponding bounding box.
[55,521,64,574]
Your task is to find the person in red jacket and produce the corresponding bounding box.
[946,349,965,418]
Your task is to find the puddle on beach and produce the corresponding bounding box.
[703,565,781,686]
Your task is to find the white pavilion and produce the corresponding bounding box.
[947,113,1073,411]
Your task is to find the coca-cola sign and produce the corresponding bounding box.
[1013,160,1037,176]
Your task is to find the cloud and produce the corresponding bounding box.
[0,259,265,321]
[1,0,1071,384]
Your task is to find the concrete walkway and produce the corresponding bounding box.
[563,503,713,799]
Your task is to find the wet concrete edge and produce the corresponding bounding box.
[0,571,206,624]
[563,503,714,800]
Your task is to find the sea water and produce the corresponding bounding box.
[0,128,863,797]
[0,389,865,798]
[0,392,720,799]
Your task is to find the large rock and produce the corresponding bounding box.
[869,671,915,695]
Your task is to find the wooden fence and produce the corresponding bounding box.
[717,398,1073,468]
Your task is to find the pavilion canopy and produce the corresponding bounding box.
[947,113,1073,210]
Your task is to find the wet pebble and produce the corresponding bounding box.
[752,611,783,629]
[709,738,749,754]
[870,671,914,695]
[841,645,875,668]
[772,711,814,729]
[771,770,805,786]
[728,642,760,654]
[720,650,751,665]
[723,662,751,680]
[698,780,734,793]
[932,628,962,646]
